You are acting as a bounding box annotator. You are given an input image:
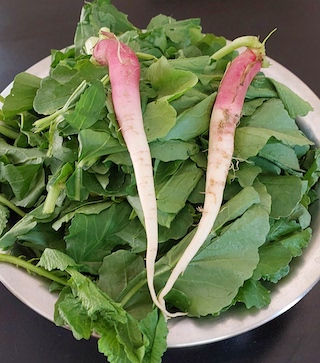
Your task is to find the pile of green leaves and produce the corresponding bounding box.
[0,0,319,362]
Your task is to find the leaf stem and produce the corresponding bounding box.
[100,73,110,87]
[136,52,158,61]
[211,35,265,61]
[33,80,88,132]
[0,124,19,140]
[119,257,175,308]
[0,253,68,286]
[0,194,25,217]
[211,30,276,68]
[119,272,148,307]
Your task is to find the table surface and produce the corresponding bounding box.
[0,1,320,362]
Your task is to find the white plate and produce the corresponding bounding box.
[0,55,320,348]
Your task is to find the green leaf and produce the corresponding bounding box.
[213,186,261,232]
[156,205,270,316]
[0,162,44,203]
[259,175,305,219]
[78,129,125,168]
[290,203,311,229]
[145,15,203,53]
[34,60,107,115]
[0,204,9,235]
[242,99,299,131]
[2,72,41,118]
[147,56,198,102]
[163,92,216,141]
[96,320,130,363]
[251,156,282,175]
[268,78,313,118]
[97,250,145,301]
[258,141,302,173]
[158,205,194,242]
[143,100,177,142]
[54,266,157,363]
[280,228,312,257]
[74,0,136,54]
[0,138,46,165]
[164,288,191,313]
[198,28,227,50]
[65,201,132,266]
[236,279,271,309]
[246,76,278,99]
[68,268,127,323]
[242,98,267,116]
[233,162,262,187]
[55,286,92,340]
[155,159,203,214]
[17,222,65,254]
[253,179,272,214]
[38,248,79,271]
[303,148,320,189]
[252,242,292,283]
[96,315,145,363]
[150,140,199,162]
[168,56,211,74]
[52,200,113,231]
[267,218,301,242]
[114,217,147,253]
[234,127,313,160]
[0,214,37,249]
[64,81,106,131]
[169,87,208,114]
[139,309,168,363]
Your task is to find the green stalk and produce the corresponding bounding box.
[211,30,276,67]
[0,124,19,140]
[33,80,87,132]
[136,52,158,61]
[46,114,64,158]
[0,194,25,217]
[100,73,110,87]
[74,165,83,202]
[42,184,61,215]
[211,35,265,61]
[119,229,201,308]
[119,272,148,308]
[42,163,73,214]
[0,253,68,286]
[119,258,174,308]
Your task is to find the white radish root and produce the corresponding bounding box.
[158,46,265,318]
[92,30,164,313]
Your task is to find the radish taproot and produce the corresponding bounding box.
[157,38,268,318]
[91,29,163,311]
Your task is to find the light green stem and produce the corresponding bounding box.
[119,259,173,308]
[0,124,19,139]
[211,35,265,61]
[42,184,61,215]
[136,52,158,61]
[0,253,68,286]
[211,30,276,67]
[120,273,148,308]
[0,194,25,217]
[101,74,110,87]
[33,80,87,132]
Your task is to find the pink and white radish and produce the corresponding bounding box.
[91,29,162,312]
[157,38,268,318]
